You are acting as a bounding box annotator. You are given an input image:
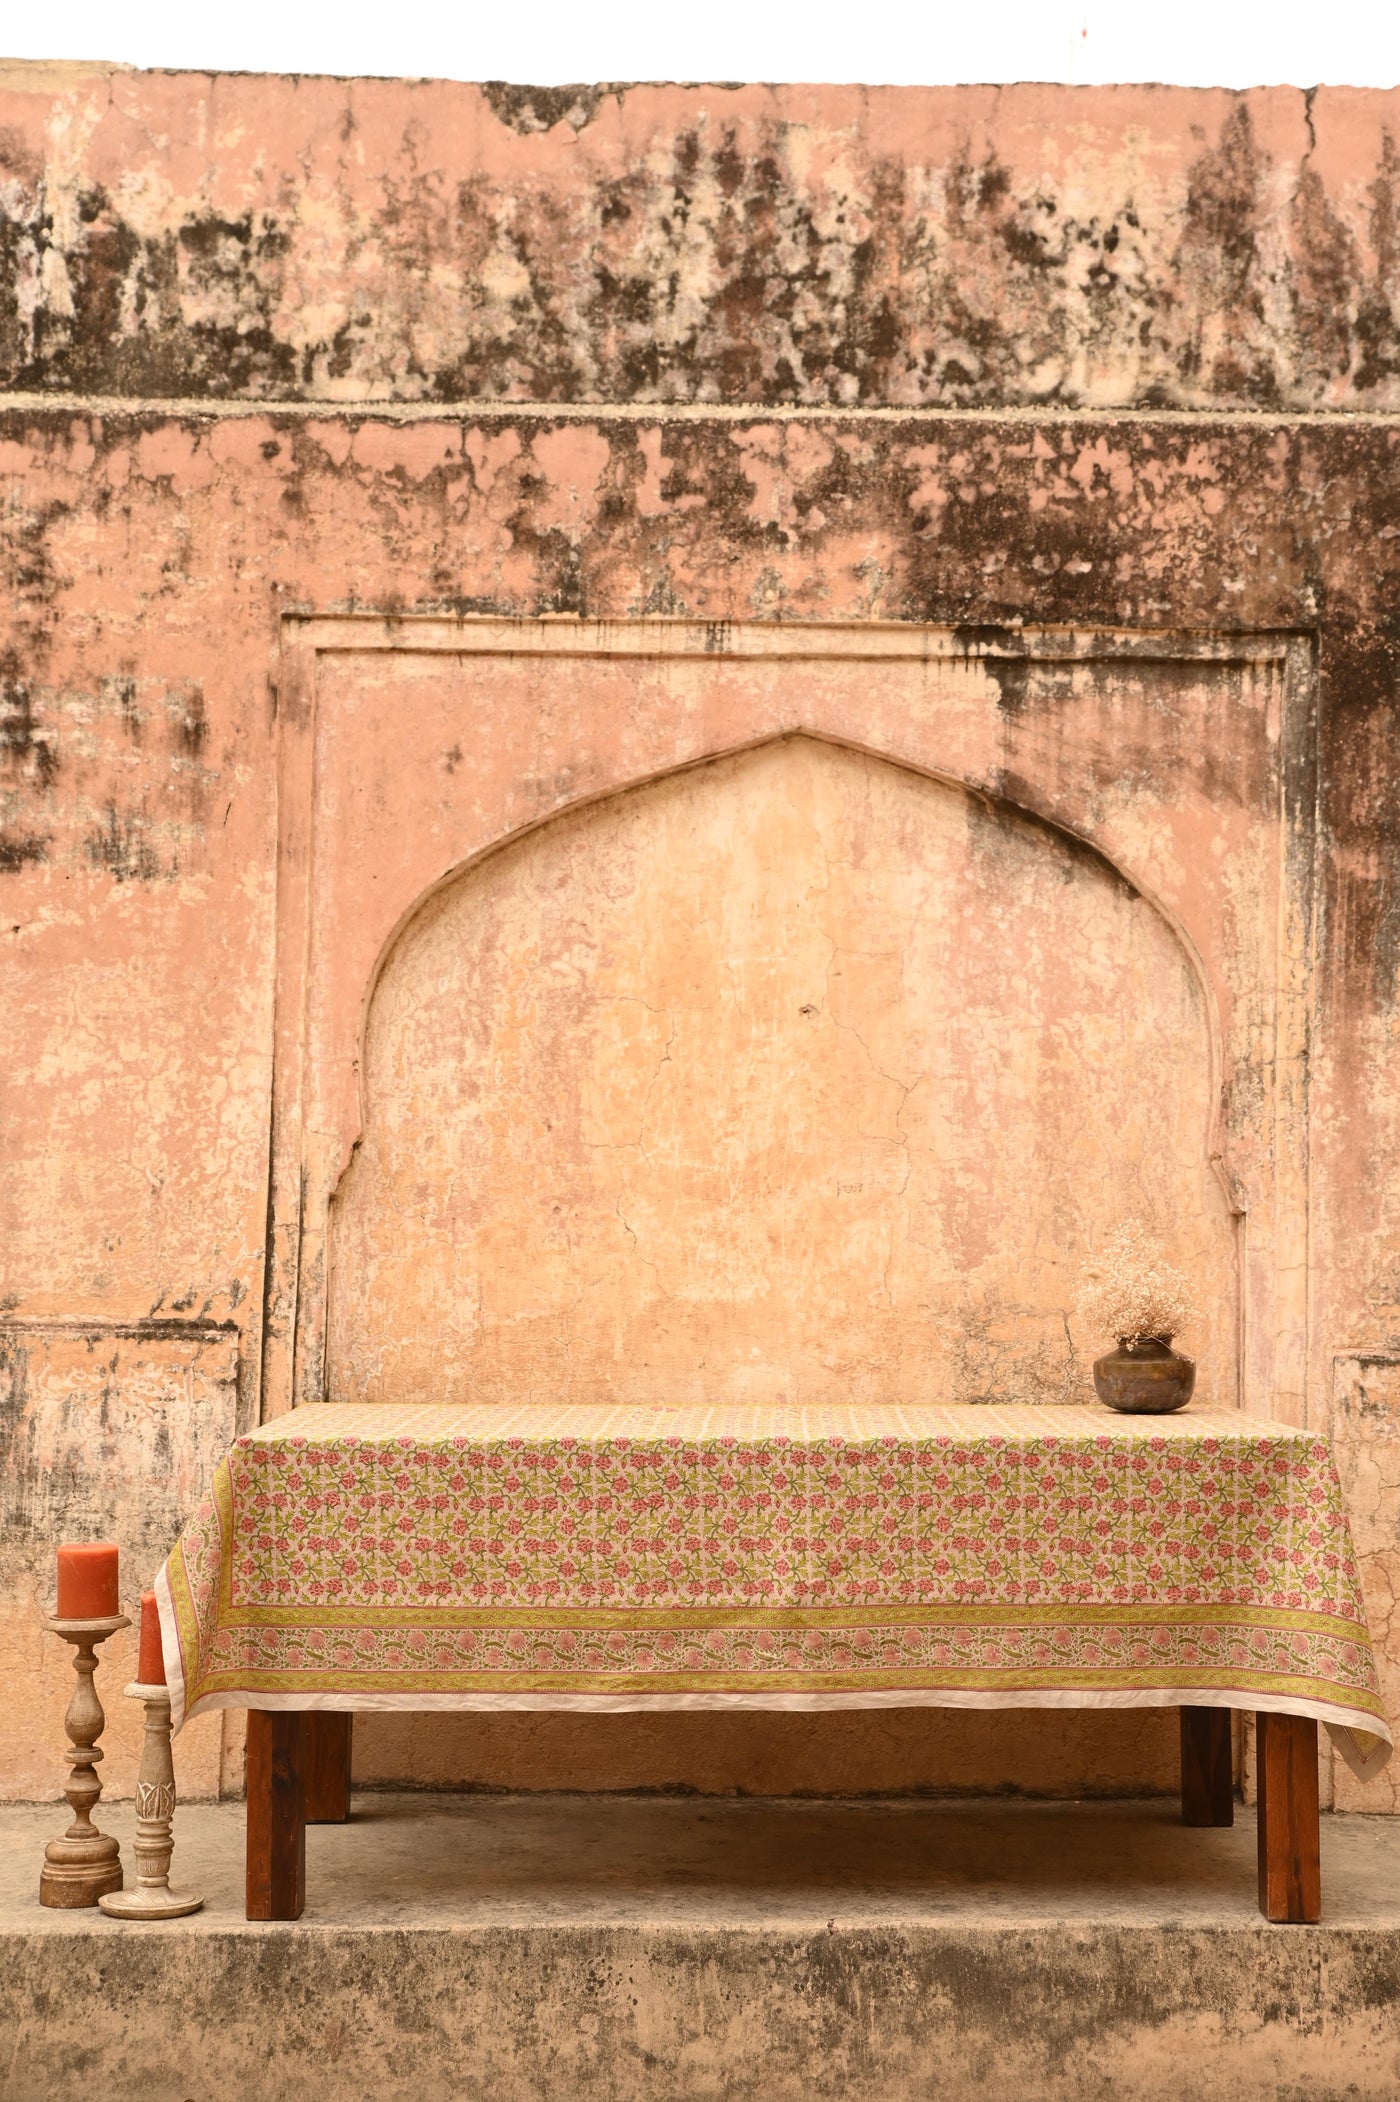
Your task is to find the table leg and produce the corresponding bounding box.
[1256,1711,1321,1923]
[1180,1706,1233,1826]
[305,1713,353,1823]
[245,1711,306,1920]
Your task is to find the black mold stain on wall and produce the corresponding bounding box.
[1,86,1398,410]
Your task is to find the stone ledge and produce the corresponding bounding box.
[5,1795,1400,2100]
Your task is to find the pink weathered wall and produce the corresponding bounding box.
[2,67,1398,1805]
[3,70,1400,411]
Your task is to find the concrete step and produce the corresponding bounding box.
[5,1793,1400,2100]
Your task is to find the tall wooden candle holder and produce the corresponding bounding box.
[99,1683,203,1920]
[40,1614,129,1907]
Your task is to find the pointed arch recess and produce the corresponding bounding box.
[327,731,1231,1413]
[263,617,1312,1429]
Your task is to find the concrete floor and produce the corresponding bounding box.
[7,1788,1400,1929]
[6,1792,1400,2099]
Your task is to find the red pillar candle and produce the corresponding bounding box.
[137,1590,166,1686]
[55,1542,120,1620]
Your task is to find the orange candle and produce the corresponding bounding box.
[137,1590,166,1685]
[55,1542,119,1620]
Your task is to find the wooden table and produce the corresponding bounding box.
[245,1701,1323,1922]
[153,1402,1391,1924]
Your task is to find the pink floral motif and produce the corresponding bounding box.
[164,1403,1386,1729]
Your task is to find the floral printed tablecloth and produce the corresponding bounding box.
[157,1402,1391,1778]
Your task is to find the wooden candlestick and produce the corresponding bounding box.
[99,1683,203,1920]
[40,1614,129,1907]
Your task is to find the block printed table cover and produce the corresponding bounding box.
[157,1402,1392,1779]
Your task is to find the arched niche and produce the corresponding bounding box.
[266,615,1309,1428]
[325,734,1234,1410]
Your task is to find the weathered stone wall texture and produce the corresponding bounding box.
[1,67,1398,1804]
[2,71,1400,410]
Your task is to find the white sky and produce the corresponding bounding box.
[2,0,1397,92]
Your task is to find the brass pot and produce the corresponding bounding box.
[1092,1336,1195,1414]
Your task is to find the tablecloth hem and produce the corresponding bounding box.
[172,1679,1391,1774]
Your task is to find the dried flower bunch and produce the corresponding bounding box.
[1076,1223,1197,1347]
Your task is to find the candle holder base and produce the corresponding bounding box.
[40,1841,124,1909]
[98,1881,203,1921]
[40,1614,129,1910]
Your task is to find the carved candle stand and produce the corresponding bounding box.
[40,1614,129,1907]
[99,1683,203,1919]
